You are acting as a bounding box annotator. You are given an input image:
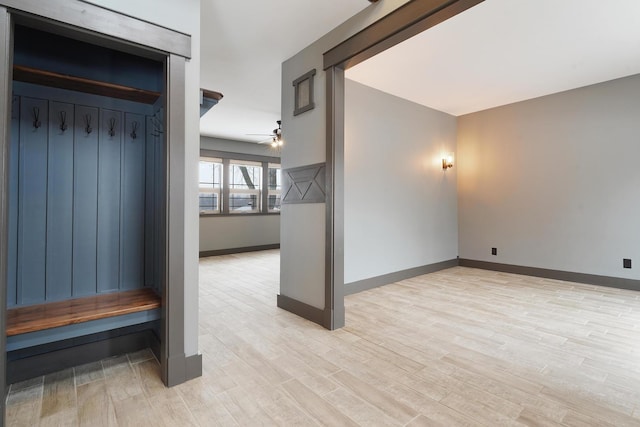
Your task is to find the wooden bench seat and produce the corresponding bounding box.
[7,288,161,336]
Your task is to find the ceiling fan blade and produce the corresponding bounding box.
[246,133,275,136]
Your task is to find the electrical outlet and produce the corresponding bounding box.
[623,258,632,269]
[491,248,497,256]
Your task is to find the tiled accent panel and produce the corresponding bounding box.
[281,163,326,204]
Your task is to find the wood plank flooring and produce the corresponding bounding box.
[6,250,640,426]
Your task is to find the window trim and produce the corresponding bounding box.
[199,149,281,217]
[198,156,222,214]
[267,163,282,213]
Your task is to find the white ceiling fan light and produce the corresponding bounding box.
[246,120,283,146]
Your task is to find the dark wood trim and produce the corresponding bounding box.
[345,259,459,295]
[323,0,484,70]
[293,68,316,116]
[199,212,280,218]
[323,0,484,332]
[7,327,159,384]
[199,244,280,258]
[201,88,223,101]
[277,294,324,327]
[324,67,345,330]
[459,259,640,292]
[13,65,161,104]
[164,53,189,388]
[7,288,161,336]
[185,353,203,381]
[0,0,191,59]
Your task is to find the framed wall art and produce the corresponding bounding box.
[293,68,316,116]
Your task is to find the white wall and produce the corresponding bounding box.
[86,0,201,356]
[281,0,412,310]
[199,136,280,253]
[458,74,640,279]
[344,80,458,283]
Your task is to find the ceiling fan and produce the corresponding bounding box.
[247,120,282,147]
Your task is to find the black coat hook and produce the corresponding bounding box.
[32,107,41,129]
[130,121,138,140]
[85,114,93,134]
[150,114,164,137]
[59,111,68,132]
[108,118,116,137]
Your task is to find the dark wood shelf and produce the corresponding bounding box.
[7,288,161,336]
[202,88,223,101]
[13,65,161,104]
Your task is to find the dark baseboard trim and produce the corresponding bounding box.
[164,352,203,387]
[277,294,324,327]
[344,259,459,296]
[185,353,203,382]
[7,327,159,385]
[199,244,280,258]
[459,259,640,292]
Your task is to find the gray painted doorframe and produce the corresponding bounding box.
[0,1,195,414]
[323,0,485,330]
[0,6,12,422]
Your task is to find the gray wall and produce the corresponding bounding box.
[458,74,640,280]
[201,136,277,157]
[200,215,280,253]
[281,0,412,310]
[199,136,280,253]
[344,80,458,283]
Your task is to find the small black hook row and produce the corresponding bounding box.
[108,118,116,137]
[85,114,93,134]
[59,111,68,132]
[131,121,138,140]
[150,114,163,137]
[33,107,41,129]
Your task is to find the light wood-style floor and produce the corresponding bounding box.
[6,249,640,426]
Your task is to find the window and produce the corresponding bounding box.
[268,164,281,212]
[229,161,262,213]
[199,157,222,214]
[199,151,280,215]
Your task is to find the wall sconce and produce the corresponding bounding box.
[442,153,454,170]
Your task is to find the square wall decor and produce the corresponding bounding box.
[293,69,316,116]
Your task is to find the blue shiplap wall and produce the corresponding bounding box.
[144,112,164,293]
[97,109,123,294]
[122,113,146,290]
[8,89,159,307]
[46,101,74,301]
[8,96,20,307]
[73,105,100,298]
[18,97,49,305]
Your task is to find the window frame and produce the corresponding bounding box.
[198,156,223,214]
[267,163,282,213]
[199,149,281,217]
[228,160,263,214]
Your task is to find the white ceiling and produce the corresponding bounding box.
[346,0,640,116]
[200,0,640,143]
[199,0,372,142]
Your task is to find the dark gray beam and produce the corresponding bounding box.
[323,0,484,70]
[0,0,191,58]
